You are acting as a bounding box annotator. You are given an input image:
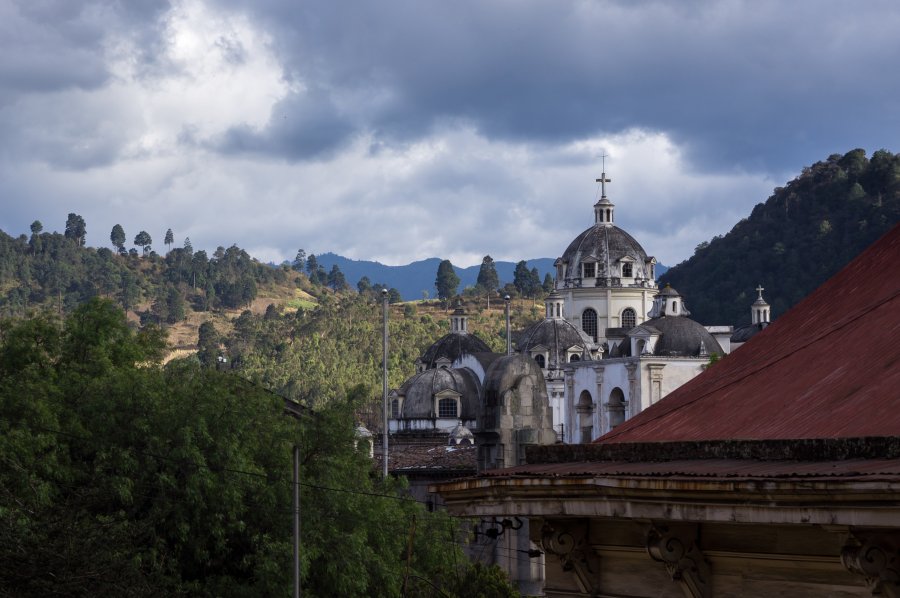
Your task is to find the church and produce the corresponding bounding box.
[386,169,763,448]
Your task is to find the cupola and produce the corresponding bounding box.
[751,285,771,326]
[649,284,691,318]
[450,307,469,334]
[593,171,615,226]
[545,290,564,319]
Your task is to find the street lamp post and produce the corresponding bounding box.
[382,289,389,478]
[505,295,512,356]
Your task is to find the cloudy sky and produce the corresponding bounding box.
[2,0,899,268]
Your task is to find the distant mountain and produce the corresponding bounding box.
[660,148,900,326]
[313,253,555,301]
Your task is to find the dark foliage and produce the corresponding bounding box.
[660,149,900,325]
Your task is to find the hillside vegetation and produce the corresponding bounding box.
[661,149,900,325]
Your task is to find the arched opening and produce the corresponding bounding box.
[608,387,626,429]
[437,398,458,418]
[569,354,580,362]
[582,308,598,342]
[622,308,636,329]
[534,354,545,369]
[577,390,594,443]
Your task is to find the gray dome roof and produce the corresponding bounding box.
[558,224,653,282]
[398,367,481,419]
[419,332,492,369]
[515,318,593,365]
[731,322,767,343]
[637,316,724,357]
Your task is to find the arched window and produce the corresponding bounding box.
[391,399,400,418]
[622,263,633,278]
[569,354,580,362]
[577,391,594,443]
[438,398,458,418]
[622,308,636,329]
[582,308,598,342]
[534,354,545,369]
[608,387,626,429]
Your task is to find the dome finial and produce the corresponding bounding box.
[593,155,615,226]
[595,154,611,199]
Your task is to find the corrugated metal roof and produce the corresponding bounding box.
[597,222,900,444]
[479,458,900,480]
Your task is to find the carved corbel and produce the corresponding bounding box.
[541,520,601,595]
[842,531,900,598]
[646,523,711,598]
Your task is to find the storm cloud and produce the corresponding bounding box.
[1,0,898,268]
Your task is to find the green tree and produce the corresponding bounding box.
[183,236,193,254]
[64,213,86,246]
[134,230,152,256]
[357,275,372,295]
[164,228,174,252]
[293,249,306,272]
[110,224,126,254]
[543,272,554,293]
[0,300,486,596]
[513,260,533,296]
[435,259,460,302]
[306,254,319,277]
[327,264,347,290]
[476,255,500,308]
[476,255,499,292]
[29,220,43,255]
[197,321,219,367]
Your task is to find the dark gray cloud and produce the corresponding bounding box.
[208,0,900,173]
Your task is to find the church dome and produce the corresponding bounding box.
[419,332,492,369]
[398,367,481,420]
[515,318,594,366]
[557,224,654,285]
[639,316,724,357]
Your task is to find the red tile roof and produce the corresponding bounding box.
[598,222,900,443]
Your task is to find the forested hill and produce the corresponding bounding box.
[660,149,900,326]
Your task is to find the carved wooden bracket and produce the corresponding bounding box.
[646,523,711,598]
[841,531,900,598]
[541,519,602,595]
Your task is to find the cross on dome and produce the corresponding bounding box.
[595,154,611,199]
[756,284,765,299]
[593,155,615,226]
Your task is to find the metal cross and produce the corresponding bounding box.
[756,284,765,299]
[596,154,611,198]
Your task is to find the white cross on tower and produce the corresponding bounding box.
[756,284,765,299]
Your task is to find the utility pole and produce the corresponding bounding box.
[505,295,512,355]
[382,288,389,478]
[293,444,301,598]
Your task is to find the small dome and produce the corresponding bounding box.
[419,332,492,369]
[638,316,724,357]
[557,225,654,285]
[731,322,767,344]
[398,367,481,420]
[516,318,594,366]
[448,422,474,445]
[355,424,373,438]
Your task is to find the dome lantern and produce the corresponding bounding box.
[593,170,614,226]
